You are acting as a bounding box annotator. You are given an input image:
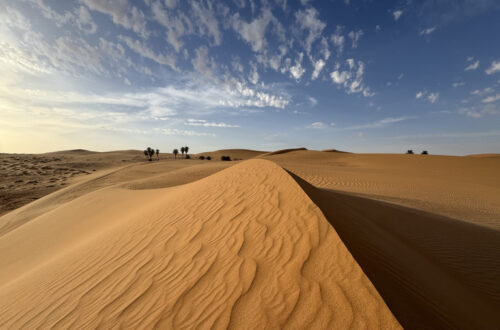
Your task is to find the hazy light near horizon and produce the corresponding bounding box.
[0,0,499,155]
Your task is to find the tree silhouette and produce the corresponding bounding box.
[184,146,189,158]
[173,148,179,159]
[146,147,155,161]
[407,150,414,154]
[180,147,185,157]
[156,149,159,160]
[421,150,428,155]
[143,150,149,159]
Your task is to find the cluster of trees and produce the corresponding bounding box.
[199,156,212,160]
[144,147,159,161]
[407,150,429,155]
[173,146,189,159]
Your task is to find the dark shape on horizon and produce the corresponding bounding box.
[221,156,231,161]
[185,154,190,159]
[206,156,211,160]
[199,155,205,160]
[156,149,160,160]
[180,147,185,156]
[422,150,428,155]
[184,146,189,158]
[146,147,155,161]
[173,148,179,159]
[407,150,414,154]
[143,150,148,159]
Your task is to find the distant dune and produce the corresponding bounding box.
[261,147,308,156]
[194,148,267,160]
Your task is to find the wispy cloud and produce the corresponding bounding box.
[465,60,480,71]
[419,26,436,35]
[185,119,240,128]
[345,116,416,130]
[393,10,403,21]
[485,60,500,75]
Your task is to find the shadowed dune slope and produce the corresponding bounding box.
[289,172,500,329]
[0,159,399,329]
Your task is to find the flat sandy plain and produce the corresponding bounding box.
[0,148,499,329]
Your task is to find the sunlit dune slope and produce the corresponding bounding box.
[0,159,399,329]
[0,159,231,237]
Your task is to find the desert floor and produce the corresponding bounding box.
[0,148,499,329]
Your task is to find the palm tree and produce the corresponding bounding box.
[147,147,154,161]
[156,149,159,160]
[173,148,179,159]
[184,146,189,158]
[143,150,148,160]
[180,146,185,157]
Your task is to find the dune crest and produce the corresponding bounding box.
[0,159,399,329]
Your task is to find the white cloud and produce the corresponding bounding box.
[191,0,222,45]
[482,94,500,103]
[151,1,191,52]
[376,25,381,31]
[393,10,403,21]
[419,26,436,35]
[459,105,500,118]
[320,37,330,60]
[120,36,177,70]
[311,59,325,80]
[0,7,31,31]
[307,122,326,129]
[452,82,465,87]
[191,46,217,80]
[185,119,239,128]
[465,60,480,71]
[331,26,345,55]
[346,116,415,130]
[416,90,439,103]
[330,59,372,96]
[485,60,500,75]
[231,8,273,52]
[428,92,439,103]
[348,29,364,48]
[471,87,493,95]
[289,53,306,80]
[154,128,215,136]
[295,8,326,56]
[81,0,148,38]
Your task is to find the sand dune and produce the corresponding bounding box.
[291,173,500,329]
[0,160,400,329]
[261,147,308,156]
[194,148,267,160]
[265,150,500,228]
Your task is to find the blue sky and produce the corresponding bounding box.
[1,0,500,155]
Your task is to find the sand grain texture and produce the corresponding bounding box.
[0,159,400,329]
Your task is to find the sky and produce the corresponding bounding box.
[1,0,500,155]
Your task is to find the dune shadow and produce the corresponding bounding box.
[286,170,500,330]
